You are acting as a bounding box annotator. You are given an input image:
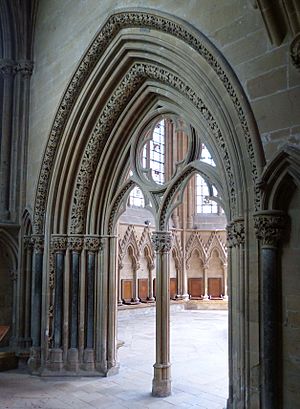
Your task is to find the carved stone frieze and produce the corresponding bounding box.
[50,235,68,252]
[67,235,84,252]
[226,219,245,248]
[17,60,34,78]
[0,59,17,77]
[290,33,300,71]
[32,235,44,253]
[254,211,286,247]
[152,231,172,253]
[33,11,260,235]
[84,236,102,252]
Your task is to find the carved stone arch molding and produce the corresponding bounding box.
[33,8,265,236]
[31,9,267,408]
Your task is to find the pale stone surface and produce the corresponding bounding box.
[27,0,300,208]
[0,309,228,409]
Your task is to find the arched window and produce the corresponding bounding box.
[196,144,220,214]
[195,175,218,213]
[142,119,166,185]
[128,186,145,207]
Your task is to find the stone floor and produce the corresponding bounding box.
[0,308,228,409]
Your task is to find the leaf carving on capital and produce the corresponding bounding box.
[32,235,44,253]
[33,11,260,235]
[50,235,68,251]
[226,220,245,248]
[0,59,17,77]
[17,60,34,78]
[152,232,172,253]
[67,236,84,251]
[254,213,286,247]
[84,236,102,251]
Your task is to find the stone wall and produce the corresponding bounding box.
[27,0,300,210]
[282,188,300,408]
[0,247,13,345]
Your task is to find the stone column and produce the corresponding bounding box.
[0,59,16,220]
[176,230,188,300]
[28,235,44,373]
[151,231,172,397]
[49,235,67,371]
[67,235,83,372]
[24,237,33,346]
[132,260,140,304]
[106,235,119,374]
[148,262,155,302]
[254,211,286,409]
[203,264,209,299]
[226,219,245,408]
[95,237,108,374]
[117,260,123,306]
[83,236,101,371]
[223,262,228,299]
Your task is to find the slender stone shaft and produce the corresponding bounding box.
[254,211,285,409]
[152,231,172,397]
[54,251,64,348]
[86,251,95,348]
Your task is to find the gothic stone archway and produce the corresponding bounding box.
[30,9,265,409]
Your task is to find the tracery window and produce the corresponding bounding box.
[142,119,165,185]
[196,175,218,214]
[128,186,145,207]
[196,144,219,214]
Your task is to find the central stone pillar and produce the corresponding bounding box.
[254,211,286,409]
[151,231,172,397]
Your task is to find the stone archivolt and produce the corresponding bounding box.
[33,10,264,235]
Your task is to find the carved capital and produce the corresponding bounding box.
[254,211,286,248]
[51,235,68,252]
[152,231,172,253]
[84,236,102,252]
[290,33,300,71]
[24,236,33,251]
[67,235,84,252]
[32,235,44,253]
[0,59,17,77]
[226,219,245,248]
[17,60,34,78]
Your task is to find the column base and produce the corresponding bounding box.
[83,348,95,371]
[152,378,172,397]
[67,348,79,372]
[152,363,171,397]
[49,348,63,371]
[27,346,41,374]
[176,294,189,300]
